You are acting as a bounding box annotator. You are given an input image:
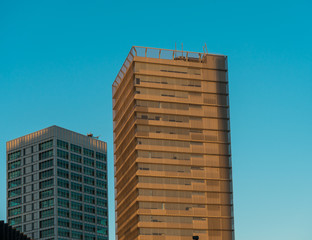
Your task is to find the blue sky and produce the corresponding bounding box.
[0,0,311,239]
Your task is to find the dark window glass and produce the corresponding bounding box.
[71,153,82,163]
[57,159,69,169]
[84,186,95,195]
[84,157,94,167]
[8,188,21,198]
[58,189,69,198]
[71,182,82,192]
[57,169,69,179]
[40,198,54,208]
[39,169,53,179]
[39,150,53,160]
[8,179,21,189]
[40,228,54,238]
[84,167,94,176]
[40,208,54,218]
[71,172,82,182]
[39,159,53,170]
[57,149,68,159]
[39,140,53,151]
[96,161,106,170]
[58,198,69,208]
[71,211,83,220]
[40,179,54,189]
[40,218,54,228]
[8,160,21,170]
[83,148,94,157]
[70,144,82,154]
[58,208,69,218]
[71,163,82,173]
[96,152,106,161]
[8,151,21,161]
[40,189,54,199]
[57,179,69,188]
[57,140,68,150]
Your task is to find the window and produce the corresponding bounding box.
[40,189,54,199]
[72,221,83,230]
[96,161,106,170]
[83,148,94,157]
[71,182,82,192]
[97,226,107,235]
[97,217,107,226]
[57,140,68,150]
[8,188,21,198]
[85,214,95,223]
[8,169,21,179]
[71,163,82,173]
[40,218,54,228]
[97,198,107,207]
[58,189,69,198]
[85,234,96,240]
[71,211,83,220]
[8,207,21,217]
[96,189,107,198]
[71,192,82,201]
[8,216,21,225]
[96,170,106,179]
[58,208,69,218]
[71,153,82,163]
[39,150,53,160]
[71,144,82,154]
[57,169,69,179]
[8,179,21,188]
[84,157,94,167]
[72,231,83,240]
[58,198,69,208]
[57,159,68,169]
[58,179,69,188]
[84,167,94,176]
[84,186,95,195]
[85,205,95,214]
[71,172,82,182]
[84,176,94,185]
[40,208,54,218]
[84,195,95,204]
[71,201,82,211]
[96,152,106,161]
[39,169,53,179]
[97,208,107,216]
[85,224,96,233]
[8,160,21,170]
[57,149,68,159]
[58,218,69,227]
[39,140,53,151]
[39,159,53,170]
[58,228,70,237]
[8,151,21,161]
[96,180,106,188]
[40,179,54,189]
[40,198,54,208]
[40,228,54,238]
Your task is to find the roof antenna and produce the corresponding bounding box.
[182,43,183,56]
[205,43,208,53]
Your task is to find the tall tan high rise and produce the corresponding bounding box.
[113,46,234,240]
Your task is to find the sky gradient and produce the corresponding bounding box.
[1,0,312,239]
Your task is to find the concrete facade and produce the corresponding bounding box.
[6,126,108,240]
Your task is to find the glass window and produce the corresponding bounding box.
[58,208,69,218]
[8,188,21,198]
[97,226,107,235]
[40,228,54,238]
[8,207,21,217]
[39,140,53,151]
[39,159,53,170]
[57,169,69,179]
[40,218,54,228]
[58,189,69,198]
[97,198,107,207]
[8,160,21,170]
[40,198,54,208]
[70,144,82,154]
[84,195,95,204]
[8,216,21,225]
[96,170,106,179]
[84,186,95,195]
[96,161,106,170]
[85,214,95,223]
[71,153,82,163]
[71,182,82,192]
[40,208,54,218]
[58,228,70,237]
[58,198,69,208]
[39,150,53,160]
[71,172,82,182]
[83,148,94,157]
[97,208,107,216]
[57,140,68,150]
[84,167,94,176]
[85,233,96,240]
[84,204,95,214]
[96,180,106,188]
[96,152,106,161]
[72,231,83,240]
[57,149,68,160]
[84,176,95,185]
[72,221,83,230]
[71,201,82,211]
[39,169,53,179]
[8,151,21,161]
[8,169,21,179]
[40,189,54,199]
[84,157,94,167]
[57,179,69,188]
[71,163,82,173]
[72,192,82,201]
[97,217,107,226]
[85,224,96,233]
[57,159,68,169]
[58,218,69,228]
[8,179,21,189]
[96,189,107,198]
[71,211,83,220]
[40,179,54,189]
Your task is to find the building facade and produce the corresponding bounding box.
[6,126,108,240]
[0,220,32,240]
[113,47,234,240]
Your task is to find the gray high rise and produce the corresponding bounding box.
[6,126,108,240]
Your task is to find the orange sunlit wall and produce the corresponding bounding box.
[113,47,234,240]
